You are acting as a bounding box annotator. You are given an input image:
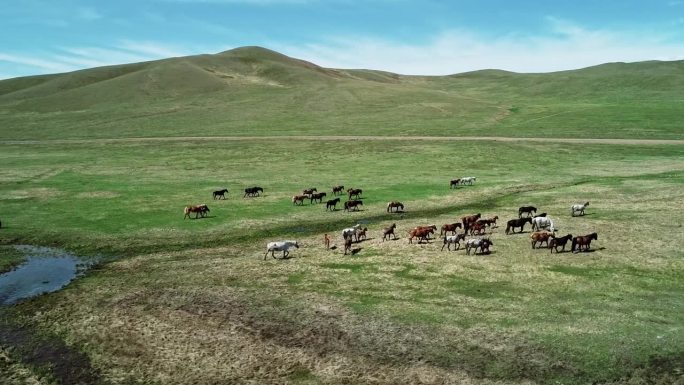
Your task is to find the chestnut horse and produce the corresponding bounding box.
[505,217,532,234]
[347,188,363,200]
[476,216,498,228]
[387,201,404,212]
[530,231,554,249]
[408,227,432,244]
[518,206,537,218]
[184,204,209,219]
[292,195,307,206]
[468,222,487,235]
[440,223,462,236]
[550,234,573,253]
[461,213,481,233]
[572,233,598,253]
[332,185,345,195]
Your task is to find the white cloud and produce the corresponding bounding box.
[276,19,684,74]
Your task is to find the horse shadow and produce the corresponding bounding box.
[351,247,362,255]
[572,247,605,254]
[390,210,406,214]
[357,237,373,243]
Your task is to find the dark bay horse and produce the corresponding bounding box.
[332,185,345,195]
[326,197,340,211]
[212,189,228,200]
[310,192,327,204]
[572,233,598,253]
[387,201,404,212]
[505,217,532,234]
[550,234,573,253]
[344,200,363,211]
[449,179,461,189]
[244,186,263,197]
[518,206,537,218]
[347,188,362,200]
[303,187,317,196]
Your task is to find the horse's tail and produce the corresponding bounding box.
[505,224,510,234]
[571,237,577,252]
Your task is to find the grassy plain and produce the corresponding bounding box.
[1,137,683,384]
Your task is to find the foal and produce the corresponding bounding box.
[382,223,397,241]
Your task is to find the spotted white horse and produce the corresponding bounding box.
[342,224,361,242]
[460,176,477,185]
[532,216,556,232]
[264,240,299,260]
[571,202,590,216]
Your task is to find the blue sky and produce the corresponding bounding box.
[1,0,683,79]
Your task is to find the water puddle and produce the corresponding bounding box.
[0,246,96,306]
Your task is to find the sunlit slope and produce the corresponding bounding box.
[1,46,682,140]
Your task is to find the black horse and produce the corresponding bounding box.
[550,234,573,253]
[505,217,532,234]
[518,206,537,218]
[243,186,263,198]
[213,189,228,200]
[326,198,340,211]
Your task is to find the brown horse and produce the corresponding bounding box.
[572,233,598,253]
[408,227,432,244]
[332,185,345,195]
[530,231,554,249]
[292,195,307,206]
[387,201,404,212]
[461,213,481,232]
[183,204,209,219]
[356,227,368,241]
[302,188,317,196]
[440,223,462,236]
[505,217,532,234]
[449,178,461,189]
[324,234,331,250]
[476,216,499,228]
[326,198,340,211]
[550,234,573,253]
[344,200,363,211]
[468,222,487,235]
[347,188,363,200]
[310,192,327,204]
[382,223,398,241]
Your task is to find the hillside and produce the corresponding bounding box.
[1,46,683,140]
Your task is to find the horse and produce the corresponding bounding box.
[382,223,397,241]
[532,213,547,219]
[572,233,598,253]
[264,240,299,260]
[468,222,487,235]
[387,201,404,213]
[461,213,481,233]
[476,216,499,228]
[302,188,317,196]
[505,217,532,234]
[440,223,462,236]
[324,234,331,250]
[183,204,209,219]
[326,198,340,211]
[292,195,307,206]
[212,189,228,200]
[530,231,554,249]
[408,227,432,244]
[414,225,437,239]
[244,186,263,197]
[460,177,476,185]
[310,192,327,204]
[449,178,461,189]
[356,227,368,241]
[571,202,590,216]
[549,234,573,253]
[332,185,345,195]
[532,216,555,232]
[441,233,465,251]
[518,206,537,218]
[343,234,354,255]
[465,238,492,255]
[347,188,363,200]
[342,224,361,241]
[344,200,363,212]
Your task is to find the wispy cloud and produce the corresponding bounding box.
[278,19,684,74]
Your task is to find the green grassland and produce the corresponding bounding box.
[0,48,683,384]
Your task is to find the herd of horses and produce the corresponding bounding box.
[188,180,597,259]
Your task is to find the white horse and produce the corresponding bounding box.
[465,238,493,255]
[460,176,477,185]
[571,202,590,216]
[441,233,465,251]
[532,216,555,232]
[342,224,361,241]
[264,240,299,260]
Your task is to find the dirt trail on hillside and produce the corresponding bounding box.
[2,135,683,145]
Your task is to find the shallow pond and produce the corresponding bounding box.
[0,245,95,306]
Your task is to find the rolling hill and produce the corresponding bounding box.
[0,46,683,140]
